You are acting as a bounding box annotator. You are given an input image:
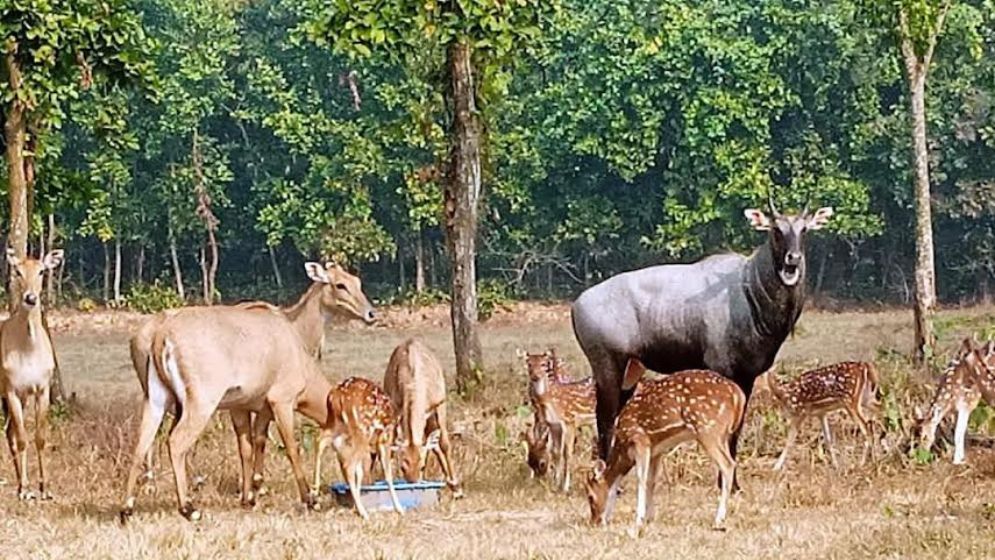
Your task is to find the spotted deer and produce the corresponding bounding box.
[585,367,746,531]
[0,249,64,500]
[313,377,403,519]
[522,349,595,491]
[917,339,995,464]
[768,361,880,471]
[521,418,551,478]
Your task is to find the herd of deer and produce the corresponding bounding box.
[0,249,994,532]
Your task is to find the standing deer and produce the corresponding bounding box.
[383,339,462,496]
[917,339,995,464]
[0,249,63,500]
[767,361,880,471]
[585,367,746,531]
[312,377,403,519]
[119,306,331,521]
[572,200,833,466]
[522,349,595,491]
[128,261,375,494]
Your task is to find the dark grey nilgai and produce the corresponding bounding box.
[571,200,833,463]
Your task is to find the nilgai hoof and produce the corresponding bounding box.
[179,503,202,522]
[119,509,133,525]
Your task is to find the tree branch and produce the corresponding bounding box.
[923,0,952,70]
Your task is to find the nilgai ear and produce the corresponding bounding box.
[744,209,771,231]
[42,249,64,270]
[304,262,331,284]
[6,247,20,267]
[806,207,834,230]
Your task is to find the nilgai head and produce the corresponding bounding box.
[7,248,63,309]
[304,261,376,324]
[395,428,441,483]
[743,196,833,287]
[585,459,610,526]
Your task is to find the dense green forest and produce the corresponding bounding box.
[2,0,994,308]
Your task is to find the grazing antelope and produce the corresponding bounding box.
[383,339,462,496]
[0,249,63,500]
[767,361,880,471]
[128,261,375,494]
[313,377,403,519]
[523,349,595,491]
[119,307,330,521]
[585,367,746,531]
[917,339,995,464]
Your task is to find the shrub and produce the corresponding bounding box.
[478,278,515,321]
[76,298,97,313]
[126,281,184,314]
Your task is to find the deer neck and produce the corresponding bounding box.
[6,306,46,346]
[284,283,327,356]
[744,241,805,339]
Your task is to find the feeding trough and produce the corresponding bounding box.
[329,480,446,513]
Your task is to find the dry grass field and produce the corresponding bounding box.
[2,303,995,559]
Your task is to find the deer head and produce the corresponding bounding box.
[585,459,611,526]
[304,261,376,324]
[7,249,63,310]
[394,428,441,483]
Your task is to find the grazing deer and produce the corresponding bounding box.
[128,261,375,494]
[522,349,595,491]
[917,339,995,464]
[0,249,63,500]
[521,420,551,479]
[119,306,334,522]
[312,377,403,519]
[383,339,462,496]
[767,361,880,471]
[585,367,746,531]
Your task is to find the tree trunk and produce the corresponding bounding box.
[46,214,55,304]
[102,242,111,303]
[268,244,283,291]
[192,130,218,305]
[443,40,484,392]
[205,231,218,304]
[399,246,407,293]
[136,244,145,284]
[113,239,122,303]
[415,229,426,293]
[904,49,937,364]
[169,227,185,300]
[5,64,28,311]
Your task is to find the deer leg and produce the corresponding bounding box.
[547,420,565,488]
[646,454,663,523]
[312,429,331,497]
[919,404,946,455]
[821,416,838,467]
[347,457,368,520]
[634,442,651,531]
[5,392,31,500]
[230,411,255,508]
[250,406,273,496]
[700,432,736,531]
[774,417,801,472]
[167,401,213,521]
[429,405,462,497]
[270,402,314,509]
[34,386,51,500]
[379,442,404,515]
[120,389,170,522]
[953,404,971,465]
[561,425,576,493]
[847,405,873,466]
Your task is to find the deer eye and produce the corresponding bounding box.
[335,283,348,291]
[14,269,22,278]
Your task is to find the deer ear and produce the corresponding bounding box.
[42,249,64,270]
[806,207,834,230]
[960,338,975,357]
[913,404,924,422]
[744,209,771,231]
[591,459,607,481]
[6,247,20,267]
[515,348,526,359]
[325,261,344,272]
[305,262,331,284]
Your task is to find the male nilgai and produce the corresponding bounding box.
[572,202,833,461]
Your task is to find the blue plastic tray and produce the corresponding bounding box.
[329,480,446,512]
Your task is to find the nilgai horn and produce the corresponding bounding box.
[0,248,64,500]
[767,361,880,471]
[585,367,746,531]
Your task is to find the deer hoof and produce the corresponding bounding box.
[119,508,134,525]
[18,489,37,501]
[180,503,202,522]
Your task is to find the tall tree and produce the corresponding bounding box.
[302,0,558,390]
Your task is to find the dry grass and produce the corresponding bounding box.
[2,304,995,559]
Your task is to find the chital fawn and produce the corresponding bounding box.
[917,339,995,464]
[384,339,462,496]
[523,349,595,491]
[585,367,746,531]
[768,361,879,471]
[313,377,403,519]
[0,249,64,500]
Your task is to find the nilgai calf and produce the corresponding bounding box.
[384,339,462,496]
[0,249,64,500]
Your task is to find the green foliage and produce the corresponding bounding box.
[126,281,184,313]
[478,278,515,321]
